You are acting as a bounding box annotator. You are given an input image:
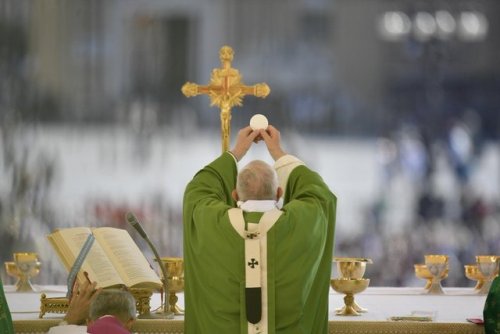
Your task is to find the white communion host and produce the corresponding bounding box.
[249,114,269,130]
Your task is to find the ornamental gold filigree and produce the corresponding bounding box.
[39,289,153,319]
[181,45,270,152]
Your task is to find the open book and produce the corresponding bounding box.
[47,227,162,290]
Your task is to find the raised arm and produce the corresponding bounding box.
[229,126,260,161]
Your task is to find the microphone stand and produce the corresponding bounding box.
[126,212,174,319]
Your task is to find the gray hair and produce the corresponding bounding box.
[89,289,137,322]
[236,160,278,201]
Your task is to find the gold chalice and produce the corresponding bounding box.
[415,264,449,291]
[8,252,41,292]
[475,255,499,295]
[157,257,184,315]
[424,254,448,295]
[333,257,373,280]
[464,264,485,291]
[332,257,372,313]
[331,278,370,316]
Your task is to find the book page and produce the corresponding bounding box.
[93,227,162,289]
[48,227,125,288]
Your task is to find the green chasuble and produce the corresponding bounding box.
[183,152,336,334]
[484,276,500,334]
[0,278,14,334]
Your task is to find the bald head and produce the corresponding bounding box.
[236,160,279,202]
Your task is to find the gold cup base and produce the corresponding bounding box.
[151,290,184,317]
[335,294,367,316]
[426,281,445,295]
[335,299,367,315]
[169,304,184,315]
[16,277,36,292]
[168,291,184,315]
[153,291,184,316]
[476,280,493,295]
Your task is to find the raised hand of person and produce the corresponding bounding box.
[260,125,286,161]
[230,126,260,161]
[64,278,99,325]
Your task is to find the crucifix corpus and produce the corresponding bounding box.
[181,45,270,152]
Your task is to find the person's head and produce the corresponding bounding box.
[88,289,136,330]
[232,160,282,202]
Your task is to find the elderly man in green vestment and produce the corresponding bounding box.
[183,124,336,334]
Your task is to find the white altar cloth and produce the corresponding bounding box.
[6,285,486,323]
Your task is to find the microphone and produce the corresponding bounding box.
[125,212,174,319]
[126,212,148,239]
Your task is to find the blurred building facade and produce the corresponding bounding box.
[1,0,499,136]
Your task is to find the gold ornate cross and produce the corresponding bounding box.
[181,45,270,152]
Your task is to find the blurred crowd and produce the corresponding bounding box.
[1,111,500,288]
[336,114,500,287]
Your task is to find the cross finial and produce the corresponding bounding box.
[181,46,270,152]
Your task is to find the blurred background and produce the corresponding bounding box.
[1,0,499,287]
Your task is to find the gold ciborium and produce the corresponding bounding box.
[415,264,449,291]
[331,278,370,316]
[475,255,499,295]
[5,252,41,292]
[424,254,448,295]
[464,264,485,291]
[157,257,184,315]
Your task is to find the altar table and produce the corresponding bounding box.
[6,285,486,334]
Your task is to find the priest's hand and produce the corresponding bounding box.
[260,125,286,161]
[230,126,260,161]
[64,279,99,325]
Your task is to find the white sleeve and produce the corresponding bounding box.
[273,154,305,195]
[47,324,88,334]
